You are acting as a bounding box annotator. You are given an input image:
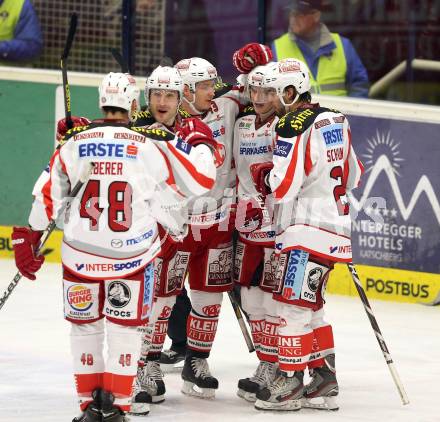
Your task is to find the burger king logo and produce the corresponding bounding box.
[67,285,94,312]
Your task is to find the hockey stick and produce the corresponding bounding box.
[347,263,410,405]
[110,48,129,73]
[0,164,94,311]
[60,13,78,130]
[228,290,255,353]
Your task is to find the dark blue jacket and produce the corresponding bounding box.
[0,0,43,61]
[272,34,369,98]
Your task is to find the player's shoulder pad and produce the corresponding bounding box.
[132,109,156,127]
[275,107,321,138]
[130,126,175,142]
[214,82,234,99]
[237,105,256,119]
[177,107,192,118]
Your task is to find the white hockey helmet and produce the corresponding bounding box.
[175,57,219,92]
[99,72,140,112]
[144,65,184,105]
[263,58,311,105]
[248,64,270,88]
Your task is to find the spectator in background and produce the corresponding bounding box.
[0,0,42,62]
[272,0,369,97]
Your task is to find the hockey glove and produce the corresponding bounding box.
[11,226,44,280]
[232,43,273,74]
[235,196,272,233]
[177,117,218,153]
[56,116,91,141]
[250,162,273,196]
[158,224,187,260]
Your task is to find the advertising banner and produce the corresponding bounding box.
[327,113,440,305]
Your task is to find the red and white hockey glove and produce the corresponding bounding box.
[56,116,91,141]
[250,162,273,196]
[235,196,272,233]
[177,117,218,153]
[232,43,273,74]
[11,226,44,280]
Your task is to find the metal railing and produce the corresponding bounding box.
[369,59,440,98]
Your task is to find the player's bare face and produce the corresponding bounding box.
[250,86,273,116]
[267,89,286,117]
[193,80,216,111]
[149,89,179,126]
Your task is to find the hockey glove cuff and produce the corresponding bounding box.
[250,162,273,196]
[56,116,91,141]
[11,226,44,280]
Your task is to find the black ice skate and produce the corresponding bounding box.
[302,354,339,411]
[72,389,102,422]
[73,389,128,422]
[181,356,219,399]
[99,389,128,422]
[237,361,277,403]
[159,347,186,372]
[255,371,304,411]
[130,360,165,415]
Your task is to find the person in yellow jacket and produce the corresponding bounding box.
[272,0,369,97]
[0,0,42,61]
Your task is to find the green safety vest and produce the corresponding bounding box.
[0,0,25,42]
[274,32,348,96]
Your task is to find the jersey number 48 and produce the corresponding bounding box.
[79,180,133,232]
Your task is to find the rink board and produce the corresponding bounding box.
[1,224,438,306]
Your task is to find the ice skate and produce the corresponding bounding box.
[129,367,151,416]
[99,389,128,422]
[159,347,186,372]
[130,361,165,413]
[181,356,219,399]
[237,361,277,403]
[72,389,102,422]
[74,389,128,422]
[254,371,303,411]
[302,354,339,411]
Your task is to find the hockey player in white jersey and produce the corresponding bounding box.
[11,72,216,422]
[129,65,219,413]
[251,59,364,411]
[232,64,280,402]
[171,52,273,398]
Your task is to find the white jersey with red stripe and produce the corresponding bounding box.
[269,105,364,262]
[233,106,278,245]
[187,83,246,226]
[29,120,215,279]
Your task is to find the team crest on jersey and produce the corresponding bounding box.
[107,281,131,308]
[67,284,93,312]
[207,247,233,287]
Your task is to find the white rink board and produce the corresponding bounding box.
[0,260,438,422]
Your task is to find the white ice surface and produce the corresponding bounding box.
[0,260,438,422]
